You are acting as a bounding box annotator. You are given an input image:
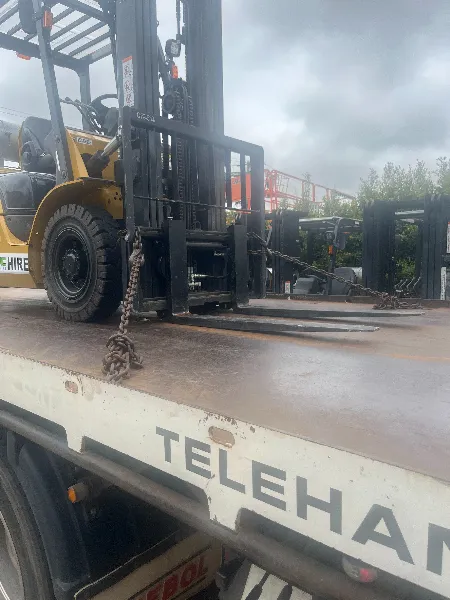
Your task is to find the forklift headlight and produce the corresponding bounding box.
[166,38,182,58]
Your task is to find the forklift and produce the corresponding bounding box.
[0,0,266,322]
[0,0,400,349]
[266,212,362,296]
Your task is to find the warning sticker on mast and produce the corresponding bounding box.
[122,56,135,107]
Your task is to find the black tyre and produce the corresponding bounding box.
[42,204,122,322]
[0,456,54,600]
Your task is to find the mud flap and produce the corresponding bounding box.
[76,532,221,600]
[220,561,312,600]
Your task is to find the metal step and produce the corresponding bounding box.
[171,314,378,334]
[234,306,424,320]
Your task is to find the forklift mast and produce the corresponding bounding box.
[114,0,266,313]
[0,0,266,313]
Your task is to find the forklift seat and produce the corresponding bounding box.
[20,116,56,174]
[0,171,55,241]
[330,267,357,295]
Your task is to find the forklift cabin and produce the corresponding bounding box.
[0,0,266,320]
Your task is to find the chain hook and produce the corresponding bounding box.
[102,229,144,383]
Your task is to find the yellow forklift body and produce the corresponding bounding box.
[0,218,34,288]
[65,127,118,182]
[0,128,122,289]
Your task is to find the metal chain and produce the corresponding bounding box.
[102,230,144,383]
[174,89,186,221]
[249,232,421,310]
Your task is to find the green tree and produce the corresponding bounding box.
[292,172,312,212]
[435,157,450,193]
[358,160,433,203]
[320,194,362,219]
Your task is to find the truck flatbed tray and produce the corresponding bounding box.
[0,289,447,481]
[0,289,449,598]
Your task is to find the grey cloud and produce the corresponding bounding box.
[293,80,450,151]
[2,1,450,192]
[230,0,450,189]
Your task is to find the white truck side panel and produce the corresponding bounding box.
[0,350,449,597]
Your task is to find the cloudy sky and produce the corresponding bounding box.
[1,0,450,193]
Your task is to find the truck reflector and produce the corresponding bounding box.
[342,556,378,583]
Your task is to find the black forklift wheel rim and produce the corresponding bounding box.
[53,225,93,302]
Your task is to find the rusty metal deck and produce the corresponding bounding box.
[0,289,449,483]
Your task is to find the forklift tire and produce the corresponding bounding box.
[42,204,122,322]
[0,456,54,600]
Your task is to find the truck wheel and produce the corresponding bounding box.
[0,457,54,600]
[42,204,122,322]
